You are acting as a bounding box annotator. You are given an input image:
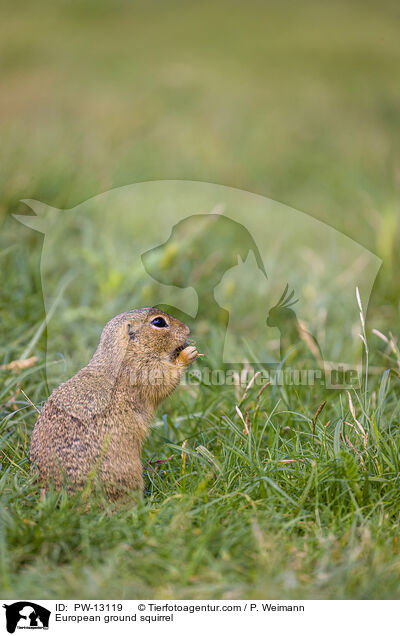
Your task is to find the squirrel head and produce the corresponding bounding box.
[91,308,190,375]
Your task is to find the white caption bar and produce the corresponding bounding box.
[1,599,398,635]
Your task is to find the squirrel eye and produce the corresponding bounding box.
[150,316,168,328]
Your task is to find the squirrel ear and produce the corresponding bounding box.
[127,323,136,341]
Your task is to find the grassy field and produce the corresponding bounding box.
[1,0,400,599]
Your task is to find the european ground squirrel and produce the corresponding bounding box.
[30,308,198,500]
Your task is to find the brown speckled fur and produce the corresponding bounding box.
[30,308,197,501]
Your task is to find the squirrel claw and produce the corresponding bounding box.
[176,345,198,367]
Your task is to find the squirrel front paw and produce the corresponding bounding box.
[176,345,198,367]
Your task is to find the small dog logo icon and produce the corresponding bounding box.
[3,602,50,633]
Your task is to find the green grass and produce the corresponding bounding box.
[2,338,400,599]
[1,0,400,599]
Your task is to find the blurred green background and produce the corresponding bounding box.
[1,0,400,600]
[1,0,400,323]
